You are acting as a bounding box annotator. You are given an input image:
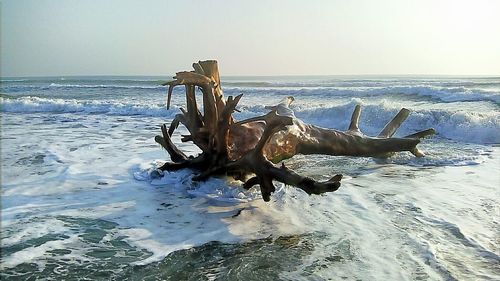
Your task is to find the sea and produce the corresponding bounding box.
[1,76,499,280]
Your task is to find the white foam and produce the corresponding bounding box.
[236,100,500,144]
[47,83,164,90]
[1,234,84,269]
[2,106,499,279]
[228,85,500,139]
[2,96,498,144]
[225,84,500,104]
[1,216,67,247]
[2,77,499,279]
[0,96,176,117]
[135,164,262,202]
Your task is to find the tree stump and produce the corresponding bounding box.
[155,60,436,201]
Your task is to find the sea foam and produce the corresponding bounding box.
[224,84,500,104]
[1,96,498,144]
[47,83,164,90]
[0,96,176,117]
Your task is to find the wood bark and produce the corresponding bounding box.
[156,60,436,201]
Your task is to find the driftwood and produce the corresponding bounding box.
[156,60,435,201]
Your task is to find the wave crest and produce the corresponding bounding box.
[1,96,498,144]
[0,96,175,117]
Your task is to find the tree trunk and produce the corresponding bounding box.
[156,60,435,201]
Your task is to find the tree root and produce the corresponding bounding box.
[155,60,436,201]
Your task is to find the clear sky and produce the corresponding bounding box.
[1,0,499,77]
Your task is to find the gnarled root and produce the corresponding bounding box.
[155,60,435,202]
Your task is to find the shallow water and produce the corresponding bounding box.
[1,76,499,280]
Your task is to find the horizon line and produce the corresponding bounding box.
[2,73,500,79]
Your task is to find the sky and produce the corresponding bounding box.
[1,0,500,77]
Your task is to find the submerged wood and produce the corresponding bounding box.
[156,60,436,201]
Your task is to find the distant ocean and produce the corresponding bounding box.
[1,76,499,280]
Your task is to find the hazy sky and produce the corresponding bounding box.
[1,0,499,76]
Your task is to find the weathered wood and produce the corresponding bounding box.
[378,108,410,138]
[157,60,436,201]
[185,85,203,129]
[348,104,361,132]
[405,128,436,139]
[155,124,188,163]
[215,94,243,157]
[196,60,230,123]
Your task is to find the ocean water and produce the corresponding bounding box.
[1,76,499,280]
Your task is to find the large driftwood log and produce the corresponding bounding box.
[156,60,435,201]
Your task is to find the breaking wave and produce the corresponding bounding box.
[0,96,175,117]
[225,85,500,104]
[46,83,164,90]
[235,100,500,145]
[1,96,498,144]
[0,83,164,92]
[3,80,499,104]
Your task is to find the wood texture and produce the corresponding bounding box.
[156,60,436,201]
